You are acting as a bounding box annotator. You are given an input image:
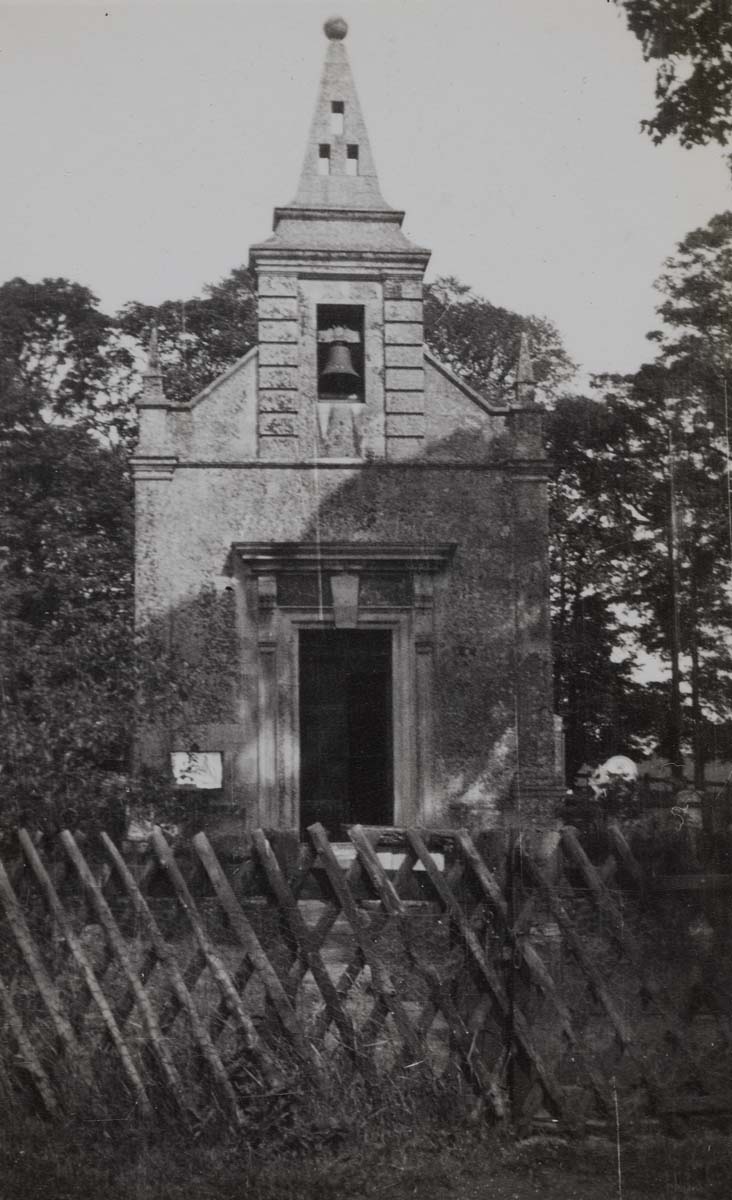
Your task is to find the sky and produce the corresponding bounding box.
[1,0,730,378]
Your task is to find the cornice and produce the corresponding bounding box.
[130,456,177,482]
[232,542,456,575]
[250,248,431,274]
[272,206,406,227]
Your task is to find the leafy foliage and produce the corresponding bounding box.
[424,276,575,403]
[118,266,257,405]
[641,216,732,772]
[549,362,732,779]
[650,211,732,420]
[614,0,732,148]
[0,266,261,837]
[546,394,648,778]
[0,277,134,443]
[0,422,135,836]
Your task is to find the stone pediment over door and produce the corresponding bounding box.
[231,542,455,831]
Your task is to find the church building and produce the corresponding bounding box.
[132,17,563,840]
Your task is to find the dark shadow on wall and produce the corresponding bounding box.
[133,423,555,841]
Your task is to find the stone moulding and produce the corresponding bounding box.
[230,541,455,827]
[230,541,456,576]
[130,456,177,482]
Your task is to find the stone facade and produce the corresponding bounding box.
[131,20,563,840]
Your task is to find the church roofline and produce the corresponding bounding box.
[173,344,511,416]
[169,344,259,411]
[424,348,509,415]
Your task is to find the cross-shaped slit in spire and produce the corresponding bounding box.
[330,101,344,135]
[318,144,331,175]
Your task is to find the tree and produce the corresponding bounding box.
[640,216,732,778]
[0,421,135,838]
[0,266,259,839]
[614,0,732,148]
[423,276,575,403]
[545,393,651,778]
[650,211,732,423]
[0,277,141,838]
[544,212,732,783]
[118,265,257,406]
[554,364,732,785]
[0,276,133,443]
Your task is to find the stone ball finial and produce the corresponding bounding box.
[324,16,348,40]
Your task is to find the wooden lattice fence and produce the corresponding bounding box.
[0,821,730,1132]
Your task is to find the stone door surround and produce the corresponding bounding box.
[232,542,454,829]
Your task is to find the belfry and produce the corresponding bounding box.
[132,18,563,842]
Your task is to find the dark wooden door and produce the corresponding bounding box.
[299,630,393,837]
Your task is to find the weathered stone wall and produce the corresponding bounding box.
[135,462,555,831]
[133,333,559,836]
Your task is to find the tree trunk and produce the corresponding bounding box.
[689,572,706,806]
[666,433,684,783]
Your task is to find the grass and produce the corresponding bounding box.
[1,1107,732,1200]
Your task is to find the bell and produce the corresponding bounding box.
[321,341,360,382]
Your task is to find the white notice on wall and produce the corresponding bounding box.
[170,751,223,790]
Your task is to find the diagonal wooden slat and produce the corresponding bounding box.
[311,941,370,1046]
[346,825,438,1073]
[311,840,426,1045]
[398,921,507,1115]
[421,960,508,1117]
[19,830,152,1118]
[559,826,702,1073]
[0,820,718,1128]
[207,956,256,1045]
[519,847,635,1051]
[289,842,382,1003]
[100,832,244,1128]
[284,842,318,899]
[347,826,405,917]
[308,823,425,1062]
[606,822,644,888]
[252,830,361,1065]
[0,857,93,1090]
[70,942,114,1032]
[157,948,208,1037]
[510,891,538,939]
[108,945,160,1032]
[358,992,392,1056]
[148,828,283,1091]
[561,829,619,911]
[406,829,566,1118]
[192,832,320,1074]
[456,831,612,1114]
[598,856,618,885]
[59,830,191,1117]
[0,972,58,1116]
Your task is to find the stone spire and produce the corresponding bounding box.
[138,324,166,407]
[514,331,537,407]
[288,17,393,213]
[250,16,429,262]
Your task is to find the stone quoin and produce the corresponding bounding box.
[131,17,564,842]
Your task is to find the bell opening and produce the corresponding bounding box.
[317,304,365,401]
